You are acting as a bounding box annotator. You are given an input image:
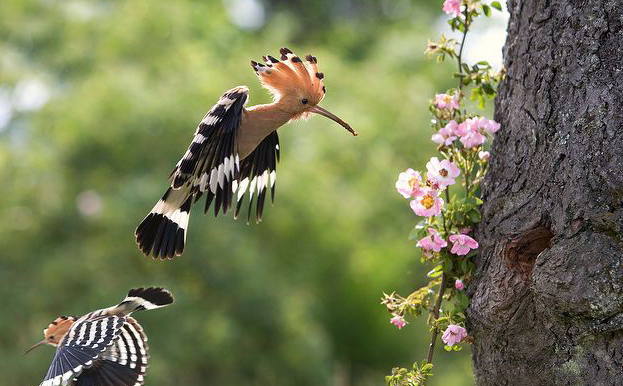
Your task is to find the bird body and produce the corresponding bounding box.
[28,287,174,386]
[135,48,356,259]
[237,103,291,158]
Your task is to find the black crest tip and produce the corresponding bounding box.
[305,55,317,63]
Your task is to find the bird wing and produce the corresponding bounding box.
[233,131,280,223]
[40,315,125,386]
[168,85,281,223]
[75,317,149,386]
[169,85,248,197]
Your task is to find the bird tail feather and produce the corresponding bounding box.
[115,287,174,314]
[135,187,192,259]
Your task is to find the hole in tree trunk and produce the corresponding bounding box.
[503,226,553,278]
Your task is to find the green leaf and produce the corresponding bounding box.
[444,345,452,351]
[460,259,468,272]
[482,4,491,16]
[491,1,502,11]
[408,219,429,240]
[468,209,482,223]
[483,82,496,96]
[427,265,444,278]
[477,94,486,109]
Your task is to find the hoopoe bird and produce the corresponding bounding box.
[135,47,357,259]
[27,287,174,386]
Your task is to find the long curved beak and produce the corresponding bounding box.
[24,340,47,355]
[308,105,357,136]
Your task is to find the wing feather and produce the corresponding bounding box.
[40,316,125,386]
[234,131,280,223]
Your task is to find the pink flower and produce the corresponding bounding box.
[442,0,461,17]
[481,118,500,134]
[460,129,487,148]
[442,325,467,346]
[390,315,406,329]
[410,188,444,217]
[454,119,475,136]
[432,121,458,146]
[459,227,471,234]
[426,157,460,188]
[449,234,479,255]
[417,228,448,252]
[478,151,490,161]
[435,93,459,110]
[455,279,464,290]
[395,168,422,199]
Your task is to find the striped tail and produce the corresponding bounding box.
[116,287,174,314]
[135,187,192,259]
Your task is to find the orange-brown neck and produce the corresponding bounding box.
[238,102,296,159]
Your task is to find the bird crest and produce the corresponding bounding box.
[251,47,326,115]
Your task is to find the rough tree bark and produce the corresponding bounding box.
[467,0,623,385]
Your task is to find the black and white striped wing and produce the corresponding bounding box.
[234,131,280,223]
[75,318,149,386]
[40,315,125,386]
[169,86,248,213]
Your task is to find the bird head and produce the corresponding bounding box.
[251,48,357,136]
[25,315,76,354]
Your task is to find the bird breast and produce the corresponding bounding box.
[238,106,291,159]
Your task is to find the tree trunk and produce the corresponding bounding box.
[467,0,623,385]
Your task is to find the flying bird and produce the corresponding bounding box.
[27,287,174,386]
[135,47,357,259]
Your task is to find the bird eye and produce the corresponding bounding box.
[301,98,309,105]
[48,335,54,340]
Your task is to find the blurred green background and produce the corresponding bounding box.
[0,0,497,385]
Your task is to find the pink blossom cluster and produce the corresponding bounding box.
[432,117,500,149]
[435,93,459,110]
[415,228,478,256]
[442,0,461,17]
[390,315,406,329]
[442,324,467,346]
[395,157,460,218]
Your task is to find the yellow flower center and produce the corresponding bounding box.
[421,195,434,209]
[440,168,448,177]
[408,177,419,190]
[442,94,453,104]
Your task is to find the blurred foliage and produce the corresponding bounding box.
[0,0,473,385]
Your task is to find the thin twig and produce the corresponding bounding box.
[456,5,470,93]
[426,274,447,364]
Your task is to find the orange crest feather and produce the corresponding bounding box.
[251,48,326,105]
[43,316,76,345]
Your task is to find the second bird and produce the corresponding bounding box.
[135,48,356,259]
[27,287,174,386]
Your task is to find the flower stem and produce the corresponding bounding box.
[426,274,447,364]
[456,4,470,93]
[464,156,470,197]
